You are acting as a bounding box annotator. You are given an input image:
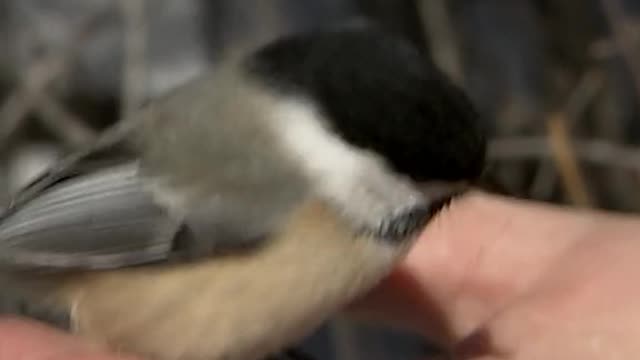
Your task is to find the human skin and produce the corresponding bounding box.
[0,316,140,360]
[2,191,640,359]
[351,191,640,359]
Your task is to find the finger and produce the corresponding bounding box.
[0,316,138,360]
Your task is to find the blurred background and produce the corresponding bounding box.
[1,0,639,359]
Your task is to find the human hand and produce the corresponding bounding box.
[4,191,640,359]
[352,191,640,359]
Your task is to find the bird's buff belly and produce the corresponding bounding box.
[53,201,405,360]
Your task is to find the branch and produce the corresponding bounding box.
[34,93,97,148]
[601,0,640,96]
[416,0,464,84]
[489,136,640,172]
[0,9,110,149]
[528,68,604,201]
[0,58,67,147]
[546,114,593,207]
[117,0,148,119]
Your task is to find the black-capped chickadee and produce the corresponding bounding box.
[0,24,485,360]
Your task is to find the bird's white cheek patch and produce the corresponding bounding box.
[267,98,425,230]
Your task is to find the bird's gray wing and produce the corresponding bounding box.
[1,119,139,221]
[0,162,267,272]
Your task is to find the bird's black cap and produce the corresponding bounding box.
[244,24,486,182]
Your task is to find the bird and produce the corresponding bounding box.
[0,23,486,360]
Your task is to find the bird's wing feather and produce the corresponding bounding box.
[2,119,140,221]
[0,163,173,271]
[0,162,267,272]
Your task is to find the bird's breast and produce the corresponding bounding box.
[54,200,406,360]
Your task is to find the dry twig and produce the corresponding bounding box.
[34,93,97,148]
[117,0,148,119]
[416,0,463,84]
[601,0,640,96]
[546,114,594,207]
[0,9,110,149]
[529,69,605,200]
[490,136,640,172]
